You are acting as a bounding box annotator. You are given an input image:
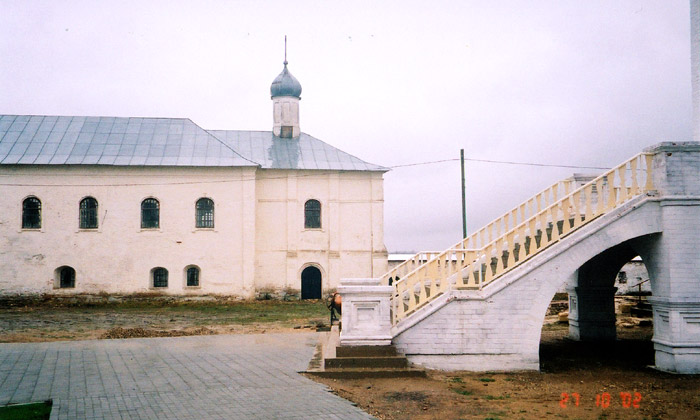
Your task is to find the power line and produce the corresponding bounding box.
[388,157,610,170]
[0,156,611,187]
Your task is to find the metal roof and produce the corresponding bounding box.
[209,130,387,171]
[0,115,387,171]
[0,115,257,167]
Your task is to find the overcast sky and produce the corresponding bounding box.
[0,1,693,252]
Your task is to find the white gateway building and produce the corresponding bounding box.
[0,61,388,299]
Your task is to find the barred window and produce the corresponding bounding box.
[186,266,200,287]
[304,199,321,229]
[141,198,160,229]
[79,197,98,229]
[195,198,214,228]
[59,266,75,288]
[22,196,41,229]
[152,267,168,288]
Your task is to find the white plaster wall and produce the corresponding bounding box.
[0,165,258,296]
[0,165,388,297]
[254,170,387,293]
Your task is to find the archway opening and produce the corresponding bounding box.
[301,266,322,299]
[55,266,76,289]
[539,238,655,372]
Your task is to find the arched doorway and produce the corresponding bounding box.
[301,266,322,299]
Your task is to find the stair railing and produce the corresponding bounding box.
[381,252,443,286]
[380,177,579,286]
[391,153,654,325]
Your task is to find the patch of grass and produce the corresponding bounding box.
[484,394,510,400]
[452,388,473,396]
[384,391,429,402]
[478,377,496,382]
[447,376,464,383]
[0,400,52,420]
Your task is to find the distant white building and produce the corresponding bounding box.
[0,60,388,298]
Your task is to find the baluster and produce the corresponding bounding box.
[618,165,628,202]
[494,238,505,274]
[519,225,527,261]
[629,157,639,195]
[584,185,593,223]
[549,207,560,242]
[483,245,494,284]
[506,231,516,268]
[607,172,617,210]
[426,260,437,298]
[528,218,538,253]
[538,212,550,248]
[595,178,605,215]
[551,183,559,205]
[561,197,571,236]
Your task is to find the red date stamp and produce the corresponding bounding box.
[559,392,642,409]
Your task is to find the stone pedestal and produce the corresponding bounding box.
[649,298,700,374]
[568,286,617,341]
[338,278,393,346]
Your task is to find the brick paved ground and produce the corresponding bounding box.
[0,332,374,419]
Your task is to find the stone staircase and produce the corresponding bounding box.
[382,152,655,328]
[304,326,426,379]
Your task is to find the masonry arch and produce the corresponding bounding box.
[54,266,76,289]
[507,200,663,368]
[300,264,323,299]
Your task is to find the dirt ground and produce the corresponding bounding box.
[0,296,328,342]
[313,321,700,420]
[2,296,699,419]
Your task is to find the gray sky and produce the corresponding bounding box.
[0,1,693,252]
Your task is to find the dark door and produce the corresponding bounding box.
[301,266,322,299]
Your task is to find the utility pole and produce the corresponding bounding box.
[461,149,467,239]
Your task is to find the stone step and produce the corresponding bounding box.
[308,367,427,379]
[324,355,408,369]
[303,328,426,379]
[335,345,398,357]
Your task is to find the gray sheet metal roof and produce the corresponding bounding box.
[0,115,387,172]
[209,130,387,171]
[0,115,257,167]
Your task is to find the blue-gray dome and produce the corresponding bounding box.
[270,62,302,98]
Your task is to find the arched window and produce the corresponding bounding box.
[195,198,214,228]
[22,196,41,229]
[79,197,98,229]
[141,198,160,229]
[186,266,200,287]
[304,199,321,229]
[152,267,168,288]
[57,266,75,288]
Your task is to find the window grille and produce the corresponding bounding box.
[195,198,214,228]
[79,197,98,229]
[187,266,200,287]
[304,199,321,229]
[22,197,41,229]
[153,267,168,288]
[59,266,75,288]
[141,198,160,229]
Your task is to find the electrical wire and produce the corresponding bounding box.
[0,156,612,187]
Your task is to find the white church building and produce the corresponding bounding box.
[0,60,388,299]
